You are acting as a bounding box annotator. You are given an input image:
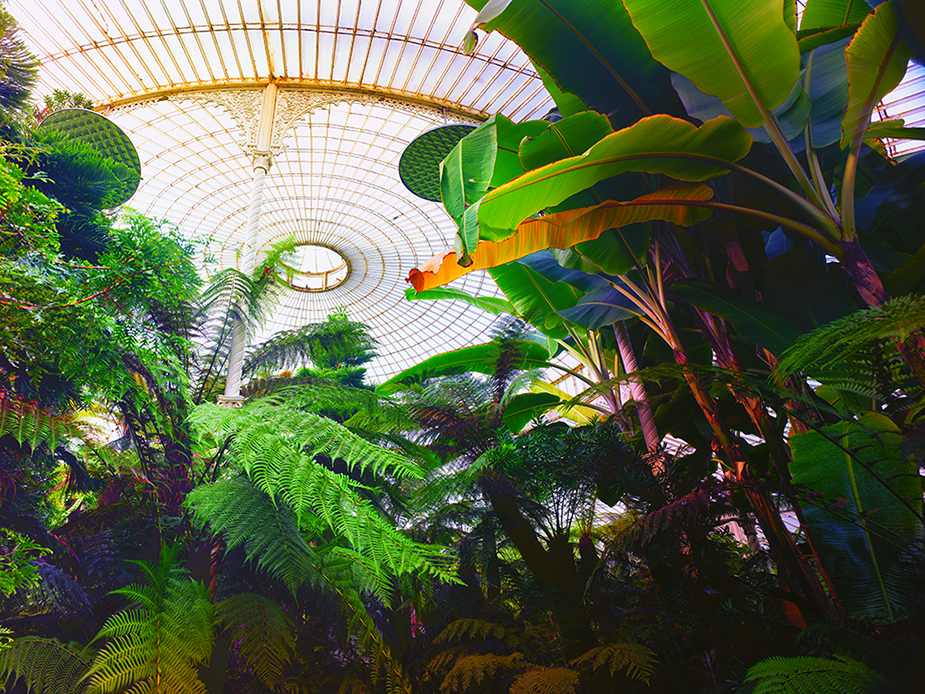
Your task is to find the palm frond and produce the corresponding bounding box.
[0,7,39,113]
[0,393,86,451]
[244,311,376,374]
[438,653,524,694]
[435,618,507,646]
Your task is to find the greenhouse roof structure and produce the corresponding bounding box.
[7,0,925,382]
[8,0,558,382]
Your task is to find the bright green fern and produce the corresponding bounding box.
[0,636,94,694]
[215,593,295,690]
[81,545,213,694]
[745,655,891,693]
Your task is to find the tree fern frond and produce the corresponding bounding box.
[435,619,507,645]
[0,636,94,694]
[745,655,889,693]
[0,393,86,451]
[83,548,213,694]
[509,667,580,694]
[570,642,657,683]
[244,311,376,374]
[185,476,318,594]
[215,593,295,690]
[777,295,925,379]
[439,653,524,694]
[11,561,93,618]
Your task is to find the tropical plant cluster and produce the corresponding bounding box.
[1,0,925,693]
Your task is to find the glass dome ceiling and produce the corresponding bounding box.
[8,0,557,383]
[7,0,925,384]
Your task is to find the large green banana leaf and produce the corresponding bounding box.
[377,340,551,394]
[466,115,750,246]
[518,111,614,171]
[802,37,852,147]
[409,183,714,290]
[670,279,805,356]
[464,0,683,127]
[489,256,590,339]
[670,73,810,146]
[441,115,548,252]
[789,413,923,622]
[759,247,857,333]
[501,392,561,434]
[841,1,912,148]
[403,286,515,317]
[801,0,872,31]
[623,0,800,129]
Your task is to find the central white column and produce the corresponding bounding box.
[218,84,278,407]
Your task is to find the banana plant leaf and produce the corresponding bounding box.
[466,115,750,247]
[801,0,872,31]
[403,286,516,317]
[759,247,857,333]
[556,283,638,330]
[797,22,863,53]
[518,111,614,171]
[531,381,597,424]
[408,183,715,291]
[864,120,925,141]
[376,340,551,394]
[803,37,852,147]
[623,0,800,129]
[670,279,805,356]
[488,258,589,340]
[464,0,683,127]
[841,1,912,148]
[501,392,561,433]
[440,115,548,251]
[672,72,811,148]
[789,413,924,622]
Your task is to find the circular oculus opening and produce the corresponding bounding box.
[279,244,349,292]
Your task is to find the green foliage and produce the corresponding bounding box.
[0,528,51,597]
[776,294,925,379]
[509,667,579,694]
[186,475,324,594]
[0,637,94,694]
[789,413,923,622]
[189,394,453,586]
[435,618,508,646]
[745,655,890,693]
[438,652,524,694]
[569,642,656,683]
[244,309,377,374]
[215,592,295,690]
[82,546,213,694]
[0,4,39,113]
[0,394,84,451]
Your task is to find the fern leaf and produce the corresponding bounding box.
[745,655,889,693]
[435,619,507,646]
[0,393,84,451]
[509,667,580,694]
[439,653,524,694]
[0,636,94,694]
[82,549,213,694]
[570,642,657,683]
[215,593,295,690]
[777,295,925,379]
